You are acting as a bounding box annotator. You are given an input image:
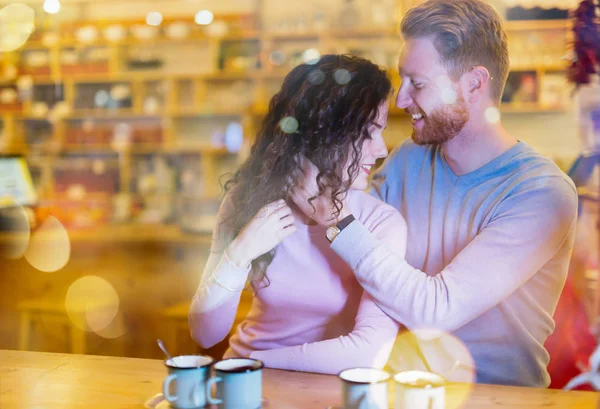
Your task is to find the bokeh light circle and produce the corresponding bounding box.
[333,68,351,85]
[302,49,320,65]
[441,88,457,105]
[484,106,501,124]
[386,327,475,409]
[279,116,299,134]
[24,215,70,272]
[146,12,163,27]
[195,10,213,26]
[0,3,36,52]
[65,275,120,333]
[308,69,325,85]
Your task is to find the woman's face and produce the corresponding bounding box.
[348,102,389,190]
[289,102,390,224]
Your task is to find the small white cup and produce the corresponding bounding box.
[339,367,390,409]
[162,355,214,409]
[393,370,445,409]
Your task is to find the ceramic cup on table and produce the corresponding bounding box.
[206,358,264,409]
[338,367,391,409]
[393,370,445,409]
[162,354,214,409]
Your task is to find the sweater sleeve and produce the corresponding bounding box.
[331,177,578,333]
[249,292,400,374]
[188,197,252,349]
[249,206,406,375]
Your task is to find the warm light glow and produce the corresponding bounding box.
[484,106,501,124]
[146,11,163,27]
[387,327,475,409]
[43,0,60,14]
[94,310,126,339]
[441,88,457,105]
[110,84,131,101]
[24,215,70,272]
[65,276,120,333]
[195,10,214,25]
[0,3,36,52]
[302,49,320,65]
[92,160,106,175]
[0,204,30,260]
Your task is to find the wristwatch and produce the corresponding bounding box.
[326,214,356,243]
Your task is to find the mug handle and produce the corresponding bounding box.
[163,374,178,403]
[206,376,223,405]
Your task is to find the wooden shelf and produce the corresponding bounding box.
[163,145,232,155]
[22,31,261,50]
[168,108,246,117]
[60,143,233,156]
[504,19,572,31]
[65,222,212,244]
[68,109,140,119]
[263,28,399,40]
[509,63,569,72]
[4,14,576,224]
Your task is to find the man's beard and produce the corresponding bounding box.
[411,95,469,146]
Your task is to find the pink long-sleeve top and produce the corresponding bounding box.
[189,190,405,374]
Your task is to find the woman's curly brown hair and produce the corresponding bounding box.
[219,54,392,289]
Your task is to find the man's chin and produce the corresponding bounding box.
[411,130,453,146]
[411,131,431,146]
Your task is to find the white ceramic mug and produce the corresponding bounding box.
[393,370,445,409]
[339,367,390,409]
[206,358,264,409]
[162,355,214,409]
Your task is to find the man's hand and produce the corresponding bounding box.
[289,156,351,227]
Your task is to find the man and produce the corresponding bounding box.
[297,0,578,387]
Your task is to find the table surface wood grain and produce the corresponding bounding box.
[0,350,598,409]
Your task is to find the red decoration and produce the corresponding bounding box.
[567,0,600,87]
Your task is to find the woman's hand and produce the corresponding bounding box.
[226,200,296,267]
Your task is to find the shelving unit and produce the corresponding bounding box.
[0,5,574,231]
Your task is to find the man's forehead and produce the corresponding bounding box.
[398,39,441,76]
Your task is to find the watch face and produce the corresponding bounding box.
[326,226,340,242]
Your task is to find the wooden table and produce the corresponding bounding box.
[0,350,598,409]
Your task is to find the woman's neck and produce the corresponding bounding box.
[288,200,318,226]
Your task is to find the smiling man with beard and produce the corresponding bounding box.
[291,0,578,388]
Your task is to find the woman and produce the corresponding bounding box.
[189,54,407,374]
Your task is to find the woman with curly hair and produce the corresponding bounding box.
[189,54,406,374]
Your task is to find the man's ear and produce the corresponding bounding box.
[464,66,491,103]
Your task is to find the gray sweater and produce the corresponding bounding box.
[331,140,578,387]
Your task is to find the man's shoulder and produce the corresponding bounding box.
[496,144,578,219]
[509,144,576,192]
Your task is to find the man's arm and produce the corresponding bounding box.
[332,177,578,333]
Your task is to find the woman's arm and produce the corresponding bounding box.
[188,249,252,349]
[249,292,400,374]
[189,198,297,349]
